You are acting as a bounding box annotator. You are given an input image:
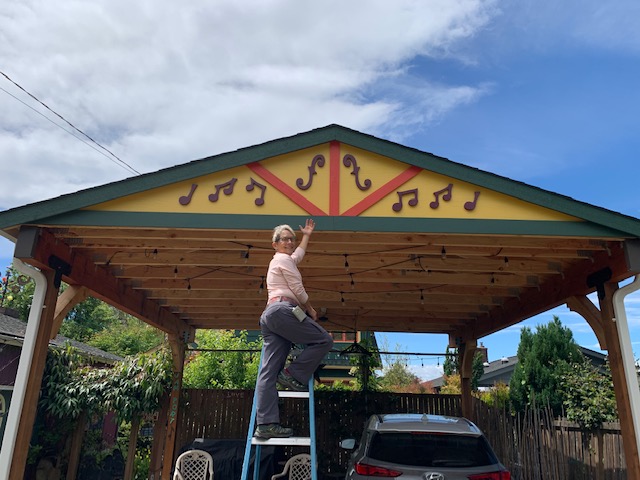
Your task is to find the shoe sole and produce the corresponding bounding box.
[277,374,307,392]
[254,431,293,439]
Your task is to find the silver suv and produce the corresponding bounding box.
[340,413,510,479]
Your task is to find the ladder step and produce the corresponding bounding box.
[278,391,310,398]
[251,436,311,446]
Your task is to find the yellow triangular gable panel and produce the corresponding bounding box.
[88,142,578,222]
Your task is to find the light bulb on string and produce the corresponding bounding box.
[350,274,355,290]
[344,254,350,272]
[420,289,424,305]
[174,267,178,278]
[244,245,252,263]
[441,246,447,259]
[258,276,265,294]
[340,292,345,305]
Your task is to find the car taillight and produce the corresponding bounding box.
[354,462,403,477]
[468,471,511,480]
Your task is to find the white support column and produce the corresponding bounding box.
[613,275,640,459]
[0,258,48,479]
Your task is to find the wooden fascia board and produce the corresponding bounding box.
[15,227,191,336]
[472,241,630,338]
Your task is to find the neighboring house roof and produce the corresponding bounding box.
[428,346,609,389]
[0,308,123,365]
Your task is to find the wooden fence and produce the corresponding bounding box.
[174,389,626,479]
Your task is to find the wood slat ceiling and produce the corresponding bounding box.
[46,225,629,340]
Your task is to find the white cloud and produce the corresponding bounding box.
[0,0,498,209]
[409,364,444,382]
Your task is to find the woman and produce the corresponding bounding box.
[254,219,334,439]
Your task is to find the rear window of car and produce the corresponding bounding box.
[367,432,499,468]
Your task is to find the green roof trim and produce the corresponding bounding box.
[32,211,632,237]
[2,124,640,237]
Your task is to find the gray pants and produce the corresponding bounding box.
[256,301,334,425]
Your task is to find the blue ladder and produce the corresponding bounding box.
[241,351,318,480]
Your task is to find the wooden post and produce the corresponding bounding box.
[598,282,640,480]
[160,334,186,480]
[149,394,170,480]
[459,339,477,421]
[124,415,142,480]
[66,410,88,480]
[8,269,60,480]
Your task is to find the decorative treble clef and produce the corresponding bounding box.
[343,154,372,191]
[246,178,267,206]
[208,178,238,202]
[296,154,326,190]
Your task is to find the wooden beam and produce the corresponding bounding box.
[51,285,89,339]
[16,227,192,336]
[565,295,607,349]
[598,282,640,480]
[459,339,477,422]
[472,242,630,338]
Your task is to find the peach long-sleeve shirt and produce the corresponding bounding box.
[266,247,309,305]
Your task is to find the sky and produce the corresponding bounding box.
[1,0,640,380]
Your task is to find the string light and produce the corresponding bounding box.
[244,245,252,263]
[340,292,345,305]
[350,274,355,290]
[441,246,447,259]
[174,267,178,278]
[187,279,192,292]
[258,276,265,294]
[344,254,350,272]
[504,257,509,268]
[420,289,424,305]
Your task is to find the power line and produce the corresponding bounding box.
[0,70,140,176]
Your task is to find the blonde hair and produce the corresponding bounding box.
[272,224,296,243]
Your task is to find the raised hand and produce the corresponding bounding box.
[299,218,315,236]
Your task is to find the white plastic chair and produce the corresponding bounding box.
[173,449,214,480]
[271,453,311,480]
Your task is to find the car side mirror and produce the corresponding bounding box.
[339,438,356,450]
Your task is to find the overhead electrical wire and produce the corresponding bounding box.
[0,70,140,176]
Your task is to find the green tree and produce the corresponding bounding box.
[557,358,618,430]
[441,349,484,392]
[378,358,419,392]
[183,330,262,389]
[478,382,511,409]
[443,348,458,376]
[471,350,485,391]
[88,318,164,357]
[509,316,582,415]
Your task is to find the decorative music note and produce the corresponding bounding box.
[392,189,418,212]
[208,178,238,202]
[246,178,267,206]
[296,154,325,190]
[430,183,453,209]
[464,191,481,211]
[179,183,198,206]
[343,154,372,191]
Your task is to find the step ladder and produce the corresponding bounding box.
[241,350,318,480]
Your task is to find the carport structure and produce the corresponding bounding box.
[1,124,640,479]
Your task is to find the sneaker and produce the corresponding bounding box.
[277,369,308,391]
[254,423,293,439]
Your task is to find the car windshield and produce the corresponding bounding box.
[367,432,498,468]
